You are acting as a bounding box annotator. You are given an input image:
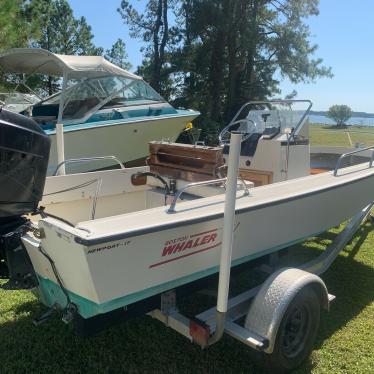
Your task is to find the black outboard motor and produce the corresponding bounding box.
[0,108,50,286]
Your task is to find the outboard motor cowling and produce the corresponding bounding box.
[0,108,50,219]
[0,108,50,285]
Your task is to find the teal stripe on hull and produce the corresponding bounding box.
[36,231,323,319]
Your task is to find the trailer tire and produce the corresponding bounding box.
[251,286,320,373]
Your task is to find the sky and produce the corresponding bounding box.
[69,0,374,112]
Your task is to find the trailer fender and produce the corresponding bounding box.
[244,267,329,354]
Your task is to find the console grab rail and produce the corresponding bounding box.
[334,146,374,176]
[167,177,250,213]
[53,156,125,176]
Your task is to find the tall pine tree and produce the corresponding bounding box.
[105,39,132,70]
[0,0,38,51]
[118,0,178,95]
[119,0,332,143]
[173,0,332,125]
[0,0,39,90]
[24,0,103,94]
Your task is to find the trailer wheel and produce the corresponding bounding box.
[253,286,320,373]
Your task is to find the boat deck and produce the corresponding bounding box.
[70,162,374,243]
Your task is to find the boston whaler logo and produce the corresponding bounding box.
[149,229,221,268]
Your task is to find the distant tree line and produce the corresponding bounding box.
[312,109,373,119]
[0,0,333,143]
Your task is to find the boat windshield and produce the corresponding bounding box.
[0,92,40,112]
[38,75,165,122]
[0,92,39,104]
[241,100,312,136]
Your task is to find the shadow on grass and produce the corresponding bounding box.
[347,221,372,259]
[321,125,349,130]
[1,223,374,373]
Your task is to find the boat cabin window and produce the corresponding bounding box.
[31,76,165,124]
[102,79,164,109]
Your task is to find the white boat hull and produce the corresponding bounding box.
[46,113,198,175]
[22,163,374,319]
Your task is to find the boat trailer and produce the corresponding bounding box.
[147,135,374,371]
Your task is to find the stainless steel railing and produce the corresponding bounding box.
[53,156,125,176]
[333,145,374,176]
[167,177,250,213]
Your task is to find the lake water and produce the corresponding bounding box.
[309,114,374,127]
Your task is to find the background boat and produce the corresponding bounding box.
[0,48,200,174]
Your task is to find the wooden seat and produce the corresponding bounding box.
[148,141,224,182]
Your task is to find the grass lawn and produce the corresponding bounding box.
[1,125,374,373]
[310,124,374,147]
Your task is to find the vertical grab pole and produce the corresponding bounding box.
[56,72,68,175]
[217,132,242,312]
[208,132,242,345]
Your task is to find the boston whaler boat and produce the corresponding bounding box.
[0,48,199,174]
[2,100,374,372]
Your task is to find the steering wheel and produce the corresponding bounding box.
[219,118,258,145]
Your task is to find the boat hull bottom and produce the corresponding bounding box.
[33,229,324,323]
[49,255,267,336]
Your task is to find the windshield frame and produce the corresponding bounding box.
[31,74,166,124]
